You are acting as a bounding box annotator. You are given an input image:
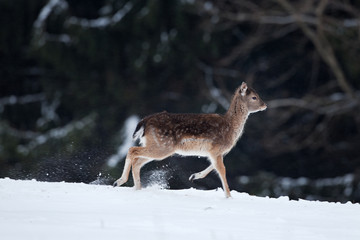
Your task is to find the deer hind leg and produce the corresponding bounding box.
[113,147,152,188]
[211,155,231,198]
[189,165,214,182]
[113,151,133,187]
[131,157,153,190]
[126,146,174,190]
[113,146,152,188]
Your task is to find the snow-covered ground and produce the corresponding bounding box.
[1,178,359,240]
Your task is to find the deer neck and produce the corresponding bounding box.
[225,96,249,137]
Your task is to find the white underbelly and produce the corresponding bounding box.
[175,149,209,157]
[174,137,212,157]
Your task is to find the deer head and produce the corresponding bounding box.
[238,82,267,113]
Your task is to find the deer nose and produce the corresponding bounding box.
[262,104,267,110]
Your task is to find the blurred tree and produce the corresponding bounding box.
[0,0,359,202]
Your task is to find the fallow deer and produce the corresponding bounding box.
[113,82,267,197]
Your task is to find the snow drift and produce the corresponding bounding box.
[0,178,359,240]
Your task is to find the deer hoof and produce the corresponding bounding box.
[113,179,123,187]
[189,174,196,182]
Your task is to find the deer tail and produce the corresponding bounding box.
[133,119,145,141]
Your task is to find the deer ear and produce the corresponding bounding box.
[240,82,247,96]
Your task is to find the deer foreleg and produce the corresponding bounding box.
[212,155,231,198]
[189,165,214,182]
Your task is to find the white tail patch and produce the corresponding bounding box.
[139,136,146,147]
[133,126,144,141]
[133,126,147,146]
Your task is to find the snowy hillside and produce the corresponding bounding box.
[1,178,359,240]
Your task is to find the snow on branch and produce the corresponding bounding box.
[0,92,61,126]
[32,0,69,47]
[221,12,360,29]
[198,62,230,110]
[238,173,357,200]
[268,92,360,115]
[17,113,96,155]
[343,19,360,27]
[33,0,68,32]
[107,115,139,168]
[0,122,40,140]
[32,1,133,46]
[37,92,61,127]
[66,2,133,28]
[0,93,46,113]
[275,173,356,198]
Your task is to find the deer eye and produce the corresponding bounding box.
[252,96,257,100]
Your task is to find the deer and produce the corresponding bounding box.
[113,82,267,198]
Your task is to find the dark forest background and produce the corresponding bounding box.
[1,0,360,203]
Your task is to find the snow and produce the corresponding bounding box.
[1,178,359,240]
[199,62,230,110]
[32,0,68,46]
[66,2,133,28]
[0,94,46,112]
[17,113,96,155]
[33,0,68,31]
